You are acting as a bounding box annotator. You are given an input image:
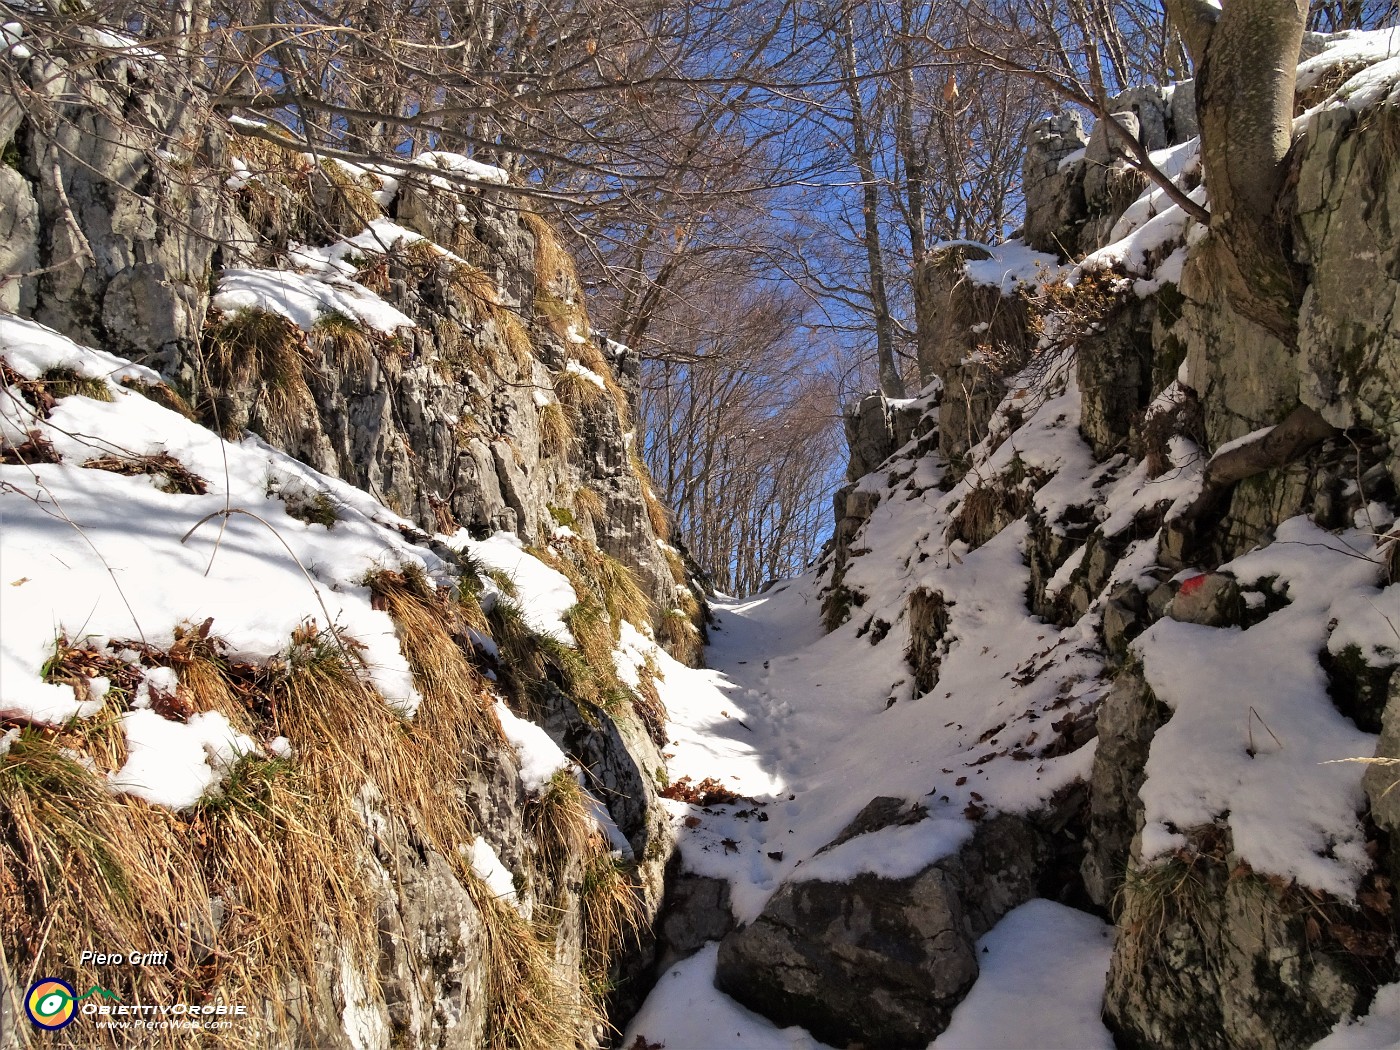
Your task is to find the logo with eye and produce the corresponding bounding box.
[24,979,118,1030]
[25,978,78,1030]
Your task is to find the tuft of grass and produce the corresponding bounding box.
[530,769,596,881]
[309,309,374,376]
[41,366,112,401]
[281,488,339,528]
[580,851,645,985]
[542,537,653,633]
[0,729,217,1044]
[486,567,520,598]
[203,307,316,442]
[629,451,672,542]
[554,366,608,412]
[1115,852,1213,940]
[479,890,591,1050]
[83,452,208,495]
[366,567,505,752]
[316,158,383,235]
[486,596,551,695]
[119,376,197,419]
[632,659,669,747]
[947,478,1032,549]
[658,608,704,668]
[573,484,605,525]
[539,400,574,457]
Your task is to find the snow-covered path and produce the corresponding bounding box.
[626,576,1118,1049]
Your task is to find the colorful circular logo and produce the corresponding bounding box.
[25,978,77,1030]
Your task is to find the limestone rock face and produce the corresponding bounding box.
[5,54,226,376]
[1022,111,1089,256]
[1296,88,1400,457]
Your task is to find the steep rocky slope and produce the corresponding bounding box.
[692,27,1400,1050]
[0,25,705,1050]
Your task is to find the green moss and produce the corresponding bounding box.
[547,504,577,529]
[2,140,21,171]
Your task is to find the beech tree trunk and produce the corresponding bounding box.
[1165,0,1308,339]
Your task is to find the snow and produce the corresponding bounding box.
[930,900,1115,1050]
[449,532,578,644]
[1,314,430,799]
[109,709,258,810]
[1135,518,1383,898]
[415,151,510,187]
[213,267,414,334]
[290,219,461,280]
[1081,185,1207,281]
[1331,55,1400,112]
[640,369,1107,926]
[1313,981,1400,1049]
[494,699,570,793]
[565,359,606,389]
[790,816,974,883]
[81,27,162,61]
[623,944,835,1050]
[2,20,31,60]
[949,238,1065,294]
[584,787,635,859]
[469,835,519,908]
[1297,27,1400,92]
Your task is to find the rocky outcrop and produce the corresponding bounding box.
[0,39,699,636]
[715,802,1082,1050]
[814,40,1400,1050]
[0,32,696,1050]
[820,394,937,630]
[1023,83,1197,260]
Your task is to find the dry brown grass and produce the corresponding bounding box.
[82,452,208,495]
[539,401,574,457]
[0,731,239,1047]
[309,309,374,376]
[530,769,597,881]
[316,158,383,235]
[632,659,669,747]
[367,565,504,753]
[657,608,704,668]
[41,366,113,401]
[526,769,643,1015]
[478,890,591,1050]
[202,307,316,442]
[554,366,609,412]
[662,546,688,587]
[947,478,1033,550]
[572,338,630,421]
[573,484,605,525]
[522,211,590,332]
[546,537,653,632]
[118,376,197,419]
[629,451,672,543]
[2,587,591,1048]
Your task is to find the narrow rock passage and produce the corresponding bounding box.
[624,570,1117,1049]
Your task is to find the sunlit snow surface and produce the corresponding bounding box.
[0,315,580,821]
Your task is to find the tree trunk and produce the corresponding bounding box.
[1166,0,1308,340]
[838,2,905,399]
